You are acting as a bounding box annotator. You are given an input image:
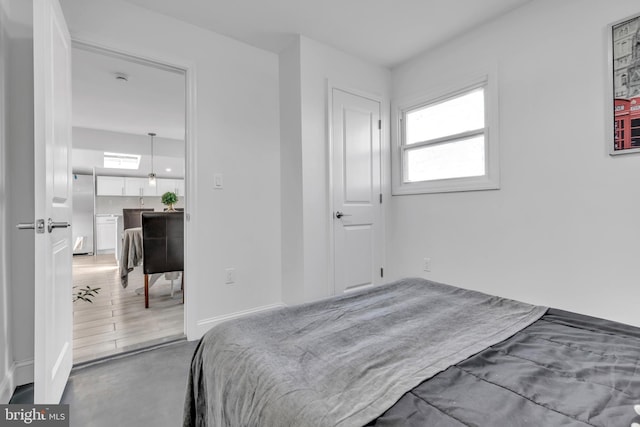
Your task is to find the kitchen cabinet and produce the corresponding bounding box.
[176,179,185,197]
[124,177,156,196]
[96,176,124,196]
[157,178,185,197]
[95,215,118,254]
[96,175,184,197]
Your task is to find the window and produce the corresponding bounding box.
[393,76,499,195]
[103,152,141,170]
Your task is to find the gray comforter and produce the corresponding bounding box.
[184,278,547,427]
[368,309,640,426]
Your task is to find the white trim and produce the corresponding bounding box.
[326,80,335,297]
[13,359,33,386]
[1,358,34,402]
[391,70,500,195]
[72,39,184,74]
[67,36,199,341]
[195,303,286,338]
[0,366,14,404]
[184,61,199,341]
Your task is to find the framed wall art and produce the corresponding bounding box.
[610,13,640,155]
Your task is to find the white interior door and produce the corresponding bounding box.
[332,88,383,294]
[33,0,73,403]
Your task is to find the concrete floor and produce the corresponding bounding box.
[11,340,199,427]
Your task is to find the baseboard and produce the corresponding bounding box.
[0,358,32,404]
[0,365,14,404]
[195,303,285,337]
[11,359,33,389]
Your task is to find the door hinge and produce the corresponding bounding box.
[380,267,384,278]
[378,119,381,130]
[379,193,383,204]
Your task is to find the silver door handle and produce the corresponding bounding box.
[335,211,352,219]
[48,218,71,233]
[17,219,45,234]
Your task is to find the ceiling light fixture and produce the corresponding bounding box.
[148,132,157,186]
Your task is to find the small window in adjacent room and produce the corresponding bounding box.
[393,76,499,195]
[103,152,141,170]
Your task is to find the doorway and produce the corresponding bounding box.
[70,43,188,364]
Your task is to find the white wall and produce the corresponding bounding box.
[71,174,93,255]
[1,0,36,397]
[58,0,283,337]
[280,35,391,303]
[279,38,304,304]
[388,0,640,327]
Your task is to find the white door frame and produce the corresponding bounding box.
[69,37,199,340]
[326,80,386,296]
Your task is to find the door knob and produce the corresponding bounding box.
[17,219,45,234]
[335,211,352,219]
[47,218,71,233]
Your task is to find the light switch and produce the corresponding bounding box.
[214,173,223,189]
[225,268,235,284]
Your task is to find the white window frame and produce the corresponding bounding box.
[103,152,141,170]
[392,73,500,195]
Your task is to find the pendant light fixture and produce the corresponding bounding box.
[148,132,157,186]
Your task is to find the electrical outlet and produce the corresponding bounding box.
[423,257,431,272]
[225,268,235,284]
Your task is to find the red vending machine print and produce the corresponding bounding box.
[630,97,640,148]
[615,99,630,150]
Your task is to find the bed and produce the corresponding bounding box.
[183,278,640,426]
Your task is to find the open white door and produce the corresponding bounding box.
[331,88,383,294]
[33,0,73,403]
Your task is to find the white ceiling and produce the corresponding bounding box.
[71,0,531,163]
[72,46,186,140]
[122,0,532,68]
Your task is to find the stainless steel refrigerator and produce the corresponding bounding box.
[72,173,94,255]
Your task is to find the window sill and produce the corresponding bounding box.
[392,175,500,195]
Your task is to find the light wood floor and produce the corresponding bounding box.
[72,254,184,364]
